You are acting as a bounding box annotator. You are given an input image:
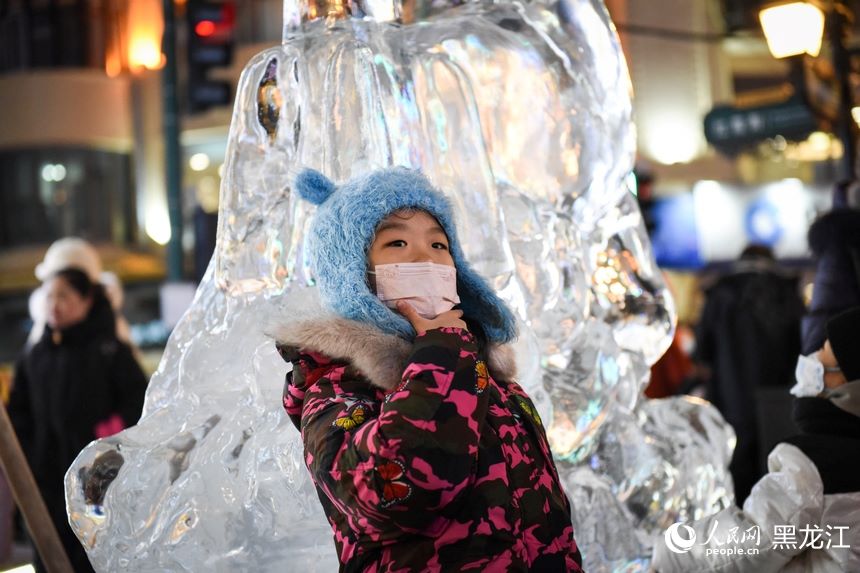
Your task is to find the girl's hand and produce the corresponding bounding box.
[396,301,468,335]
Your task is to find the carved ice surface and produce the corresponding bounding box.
[66,1,734,570]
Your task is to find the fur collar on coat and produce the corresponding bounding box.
[266,287,517,391]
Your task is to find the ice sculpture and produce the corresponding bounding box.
[66,0,734,571]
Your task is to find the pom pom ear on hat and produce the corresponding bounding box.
[294,169,337,206]
[826,306,860,381]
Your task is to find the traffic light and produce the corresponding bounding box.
[186,0,234,113]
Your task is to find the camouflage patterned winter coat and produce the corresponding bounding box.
[275,312,583,572]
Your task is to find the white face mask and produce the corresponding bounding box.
[791,354,841,398]
[372,262,460,319]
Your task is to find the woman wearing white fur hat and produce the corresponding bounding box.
[27,237,133,349]
[9,238,148,572]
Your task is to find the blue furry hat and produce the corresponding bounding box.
[295,166,517,344]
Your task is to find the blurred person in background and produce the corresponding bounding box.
[3,237,137,568]
[645,322,694,399]
[694,244,805,505]
[652,306,860,573]
[8,266,148,572]
[801,196,860,356]
[27,238,134,350]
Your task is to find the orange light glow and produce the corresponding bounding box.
[195,20,216,37]
[105,50,123,78]
[130,39,163,70]
[127,0,165,72]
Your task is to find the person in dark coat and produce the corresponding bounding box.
[653,306,860,572]
[9,267,148,573]
[801,208,860,355]
[695,244,805,505]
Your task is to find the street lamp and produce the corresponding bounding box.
[759,1,856,180]
[760,2,825,58]
[128,0,167,72]
[105,0,166,77]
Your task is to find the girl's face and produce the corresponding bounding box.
[44,276,92,330]
[368,210,455,269]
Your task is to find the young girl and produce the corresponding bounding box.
[272,167,583,572]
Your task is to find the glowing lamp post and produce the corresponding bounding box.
[128,0,167,72]
[759,2,825,58]
[106,0,166,76]
[760,1,856,179]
